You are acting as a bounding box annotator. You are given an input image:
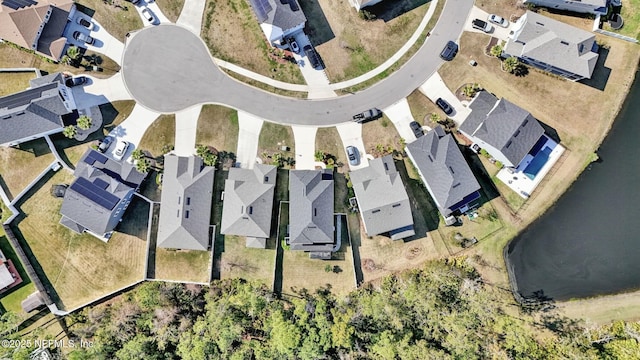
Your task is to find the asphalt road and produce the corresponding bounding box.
[122,0,474,126]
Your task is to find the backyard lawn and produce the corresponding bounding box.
[196,105,239,153]
[154,248,211,283]
[201,0,304,85]
[0,139,54,200]
[15,170,147,311]
[220,235,275,286]
[0,71,37,96]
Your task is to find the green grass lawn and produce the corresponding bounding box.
[155,0,186,22]
[258,122,295,166]
[14,170,147,310]
[196,105,239,153]
[603,0,640,40]
[0,72,37,96]
[154,249,211,283]
[138,114,175,158]
[220,235,275,286]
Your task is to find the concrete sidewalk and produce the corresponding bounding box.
[174,105,202,156]
[213,58,309,92]
[177,0,207,34]
[336,122,368,171]
[236,112,264,169]
[291,126,317,169]
[419,72,471,126]
[383,98,420,143]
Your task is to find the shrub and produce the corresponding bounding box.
[359,9,376,21]
[76,115,92,130]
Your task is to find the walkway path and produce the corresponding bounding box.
[177,0,208,35]
[236,112,264,169]
[419,72,471,126]
[291,126,318,170]
[213,58,309,92]
[174,105,202,156]
[383,98,420,143]
[336,123,368,171]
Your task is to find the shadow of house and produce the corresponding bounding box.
[114,196,150,239]
[579,46,611,92]
[298,0,335,46]
[363,0,430,22]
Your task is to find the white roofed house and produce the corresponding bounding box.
[248,0,306,48]
[503,11,599,81]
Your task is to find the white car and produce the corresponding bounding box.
[113,140,129,161]
[141,7,157,25]
[488,14,509,28]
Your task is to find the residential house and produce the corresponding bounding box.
[157,155,215,251]
[503,11,599,81]
[461,91,563,198]
[406,126,481,220]
[350,155,415,240]
[348,0,384,11]
[0,0,75,61]
[288,169,334,259]
[60,149,146,241]
[523,0,610,15]
[248,0,306,47]
[460,91,546,169]
[0,72,76,147]
[220,164,277,248]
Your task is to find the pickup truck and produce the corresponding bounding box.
[352,108,382,122]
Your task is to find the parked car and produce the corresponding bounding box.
[72,31,95,45]
[141,7,157,24]
[436,98,453,115]
[289,39,300,53]
[346,146,360,166]
[470,143,481,154]
[352,108,382,123]
[488,14,509,27]
[113,140,129,161]
[65,76,87,87]
[410,121,424,138]
[98,136,114,153]
[303,45,323,69]
[440,41,458,61]
[77,17,94,31]
[472,19,493,33]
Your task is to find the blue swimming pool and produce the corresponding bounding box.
[524,146,551,179]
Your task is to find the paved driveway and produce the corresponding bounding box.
[418,72,471,126]
[107,104,161,161]
[236,112,264,169]
[174,105,202,156]
[71,73,132,109]
[464,6,514,41]
[291,126,318,170]
[177,0,207,34]
[121,0,475,124]
[383,98,420,143]
[82,20,125,66]
[336,123,368,171]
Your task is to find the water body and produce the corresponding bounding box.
[506,72,640,301]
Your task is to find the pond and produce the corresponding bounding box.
[506,72,640,301]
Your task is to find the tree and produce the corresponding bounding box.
[135,158,151,173]
[462,83,479,98]
[63,125,77,139]
[76,115,92,130]
[503,56,519,73]
[196,144,217,167]
[131,148,145,161]
[67,45,81,61]
[314,151,325,162]
[490,44,503,57]
[429,113,440,123]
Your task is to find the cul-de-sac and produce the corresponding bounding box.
[0,0,640,358]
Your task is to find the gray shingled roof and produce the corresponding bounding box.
[350,155,415,239]
[157,155,215,251]
[60,149,146,235]
[289,169,334,252]
[461,91,545,167]
[220,164,277,242]
[406,126,480,217]
[0,73,70,145]
[249,0,306,31]
[505,11,598,79]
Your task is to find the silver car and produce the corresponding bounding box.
[346,146,360,166]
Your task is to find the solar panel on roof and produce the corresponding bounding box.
[70,177,120,210]
[93,178,109,190]
[2,0,20,10]
[83,151,108,166]
[249,0,272,22]
[1,0,37,9]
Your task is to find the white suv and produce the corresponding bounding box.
[113,140,129,161]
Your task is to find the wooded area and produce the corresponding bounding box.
[2,258,639,359]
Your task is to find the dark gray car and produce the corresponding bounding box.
[98,136,113,153]
[440,41,458,61]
